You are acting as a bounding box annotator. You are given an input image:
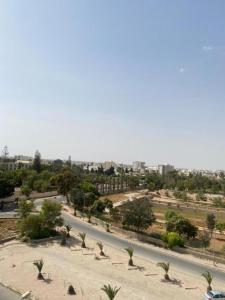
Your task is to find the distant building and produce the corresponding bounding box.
[133,161,146,172]
[0,159,32,171]
[158,164,174,176]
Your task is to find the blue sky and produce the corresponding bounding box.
[0,0,225,169]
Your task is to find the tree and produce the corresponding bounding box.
[199,231,210,250]
[71,188,85,215]
[67,285,76,295]
[122,197,155,232]
[0,173,15,198]
[202,271,213,292]
[60,229,67,246]
[51,170,76,204]
[33,259,44,280]
[101,284,120,300]
[97,241,105,256]
[79,232,86,248]
[162,232,184,249]
[18,199,34,218]
[157,262,170,281]
[33,150,41,173]
[91,199,106,214]
[40,200,63,229]
[148,182,155,191]
[19,214,43,239]
[174,218,198,239]
[125,247,134,266]
[21,184,32,198]
[206,213,216,238]
[165,210,178,222]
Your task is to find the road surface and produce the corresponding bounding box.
[0,284,20,300]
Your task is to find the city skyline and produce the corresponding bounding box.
[1,1,225,169]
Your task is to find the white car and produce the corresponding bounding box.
[205,291,225,299]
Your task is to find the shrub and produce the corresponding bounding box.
[162,232,184,249]
[19,214,44,239]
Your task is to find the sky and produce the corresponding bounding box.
[0,0,225,170]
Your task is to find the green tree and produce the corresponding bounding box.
[206,213,216,238]
[40,200,63,229]
[122,197,155,232]
[19,214,44,239]
[33,150,41,173]
[199,231,210,250]
[71,188,85,215]
[51,170,76,204]
[18,199,34,218]
[0,172,15,198]
[21,184,32,198]
[101,284,120,300]
[162,232,184,248]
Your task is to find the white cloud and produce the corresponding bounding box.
[202,46,214,51]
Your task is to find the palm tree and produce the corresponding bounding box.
[125,247,134,266]
[79,232,86,248]
[202,271,213,292]
[101,284,120,300]
[157,262,170,281]
[105,222,110,233]
[97,241,105,256]
[33,259,44,280]
[65,224,72,238]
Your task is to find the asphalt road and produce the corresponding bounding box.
[63,211,225,283]
[0,285,20,300]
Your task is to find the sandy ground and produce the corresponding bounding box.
[0,230,223,300]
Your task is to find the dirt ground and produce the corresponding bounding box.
[0,219,18,240]
[0,231,224,300]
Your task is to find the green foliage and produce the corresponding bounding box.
[71,188,85,214]
[79,181,99,195]
[215,222,225,233]
[148,182,156,191]
[173,191,188,201]
[19,200,63,239]
[19,214,44,239]
[21,184,32,198]
[122,197,155,232]
[40,200,63,229]
[195,192,207,201]
[162,232,184,248]
[198,231,210,249]
[0,172,15,198]
[202,271,213,292]
[33,150,42,173]
[101,284,120,300]
[212,197,225,208]
[91,199,106,214]
[206,213,216,237]
[51,170,76,203]
[165,212,198,239]
[18,199,34,218]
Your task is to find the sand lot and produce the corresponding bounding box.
[0,232,223,300]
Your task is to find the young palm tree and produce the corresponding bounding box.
[202,271,213,292]
[79,232,86,248]
[33,259,44,280]
[97,241,105,256]
[105,222,110,232]
[101,284,120,300]
[157,262,170,281]
[65,225,72,238]
[125,247,134,266]
[87,208,92,223]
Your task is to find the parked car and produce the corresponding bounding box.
[205,291,225,299]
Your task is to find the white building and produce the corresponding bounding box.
[158,164,175,176]
[133,161,146,172]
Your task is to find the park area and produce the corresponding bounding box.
[0,230,222,300]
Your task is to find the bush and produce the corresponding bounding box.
[19,214,43,239]
[212,197,225,208]
[162,232,184,249]
[173,191,188,201]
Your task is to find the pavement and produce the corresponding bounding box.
[0,284,20,300]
